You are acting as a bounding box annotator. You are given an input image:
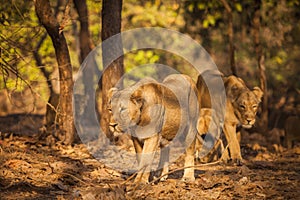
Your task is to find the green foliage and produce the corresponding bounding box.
[184,0,223,29]
[123,50,160,85]
[259,0,300,91]
[0,1,47,96]
[234,3,243,12]
[0,0,31,25]
[121,1,187,78]
[122,0,184,28]
[126,50,160,70]
[86,0,102,44]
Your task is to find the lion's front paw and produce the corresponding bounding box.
[230,152,243,166]
[220,150,230,163]
[181,176,195,182]
[220,149,243,166]
[232,158,243,166]
[160,175,168,182]
[221,156,243,166]
[153,174,168,182]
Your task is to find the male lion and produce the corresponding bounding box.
[197,71,263,164]
[108,74,200,183]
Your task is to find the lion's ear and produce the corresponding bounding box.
[227,84,241,102]
[107,87,118,110]
[224,76,245,102]
[252,87,263,102]
[131,89,144,109]
[108,87,118,99]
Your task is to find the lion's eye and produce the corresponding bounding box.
[107,106,112,113]
[107,100,112,112]
[240,105,246,110]
[119,107,126,113]
[252,105,258,109]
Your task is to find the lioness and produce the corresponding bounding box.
[197,72,263,164]
[108,74,200,183]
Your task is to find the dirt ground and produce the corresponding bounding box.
[0,114,299,200]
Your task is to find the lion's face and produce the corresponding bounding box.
[232,89,262,128]
[108,88,143,133]
[225,76,263,129]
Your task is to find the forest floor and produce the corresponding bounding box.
[0,114,299,200]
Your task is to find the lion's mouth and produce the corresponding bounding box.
[241,124,253,129]
[238,117,255,129]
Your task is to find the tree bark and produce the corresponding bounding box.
[33,32,60,133]
[100,0,124,139]
[252,0,268,131]
[73,0,93,62]
[35,0,75,144]
[33,1,62,135]
[74,0,98,121]
[220,0,237,76]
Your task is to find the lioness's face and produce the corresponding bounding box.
[233,91,261,129]
[108,89,142,133]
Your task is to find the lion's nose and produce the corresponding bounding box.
[246,119,252,124]
[109,122,117,131]
[109,122,118,127]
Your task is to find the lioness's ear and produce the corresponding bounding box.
[107,88,118,110]
[252,87,263,102]
[228,85,241,102]
[131,89,144,109]
[108,87,118,99]
[225,76,245,102]
[225,78,240,102]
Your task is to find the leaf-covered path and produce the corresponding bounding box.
[0,115,299,199]
[1,133,299,199]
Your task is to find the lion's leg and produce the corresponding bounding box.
[158,145,169,181]
[217,138,225,158]
[204,138,224,162]
[221,147,230,162]
[223,123,243,165]
[236,130,241,143]
[135,134,160,183]
[132,136,143,164]
[182,139,196,182]
[195,136,202,161]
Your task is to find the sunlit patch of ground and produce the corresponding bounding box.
[0,115,299,199]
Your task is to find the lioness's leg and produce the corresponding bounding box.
[202,138,224,163]
[135,134,160,183]
[236,130,241,143]
[158,145,169,181]
[223,123,242,165]
[132,136,143,164]
[216,138,225,158]
[182,139,196,182]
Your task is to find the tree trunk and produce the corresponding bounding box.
[33,32,60,133]
[33,1,62,135]
[100,0,124,139]
[35,0,75,145]
[252,0,268,131]
[74,0,98,122]
[220,0,237,76]
[73,0,93,62]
